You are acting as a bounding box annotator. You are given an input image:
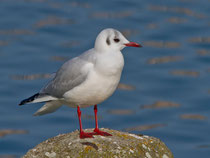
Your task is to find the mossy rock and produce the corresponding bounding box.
[23,128,173,158]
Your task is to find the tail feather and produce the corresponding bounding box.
[19,93,57,106]
[33,101,62,116]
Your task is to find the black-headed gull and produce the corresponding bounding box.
[19,28,142,138]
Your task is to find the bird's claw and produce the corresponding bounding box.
[80,131,94,139]
[92,128,112,136]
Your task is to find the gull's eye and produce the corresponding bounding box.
[114,38,120,43]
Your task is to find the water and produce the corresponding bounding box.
[0,0,210,157]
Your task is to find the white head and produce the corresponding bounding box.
[94,28,141,52]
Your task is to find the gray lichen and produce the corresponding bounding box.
[23,128,173,158]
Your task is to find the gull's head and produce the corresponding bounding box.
[94,28,142,52]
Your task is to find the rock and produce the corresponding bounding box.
[23,128,173,158]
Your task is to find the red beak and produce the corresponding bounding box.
[125,42,142,47]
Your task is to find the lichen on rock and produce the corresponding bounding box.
[23,128,173,158]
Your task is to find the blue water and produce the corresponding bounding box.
[1,0,210,157]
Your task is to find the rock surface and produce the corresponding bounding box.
[23,128,173,158]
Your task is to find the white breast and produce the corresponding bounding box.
[63,51,124,108]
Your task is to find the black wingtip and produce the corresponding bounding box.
[19,101,25,106]
[19,93,39,106]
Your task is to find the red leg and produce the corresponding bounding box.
[92,105,112,136]
[77,106,93,139]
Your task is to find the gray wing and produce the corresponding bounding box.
[41,51,95,98]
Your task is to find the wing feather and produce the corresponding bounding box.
[41,50,95,98]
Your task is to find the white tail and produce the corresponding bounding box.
[33,101,62,116]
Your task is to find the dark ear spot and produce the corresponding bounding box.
[106,37,110,45]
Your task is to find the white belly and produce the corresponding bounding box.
[63,70,122,108]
